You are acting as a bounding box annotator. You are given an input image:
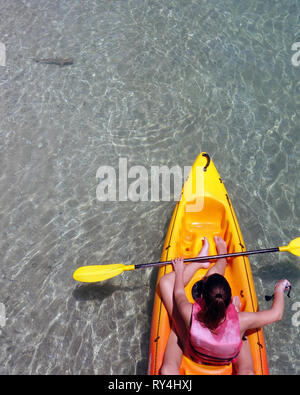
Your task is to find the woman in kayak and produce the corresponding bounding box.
[159,236,291,375]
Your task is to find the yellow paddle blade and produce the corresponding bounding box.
[279,237,300,256]
[73,263,135,283]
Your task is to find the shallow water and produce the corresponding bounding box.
[0,0,299,375]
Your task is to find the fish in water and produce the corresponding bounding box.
[33,57,73,66]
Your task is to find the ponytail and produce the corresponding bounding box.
[197,297,227,331]
[196,274,231,331]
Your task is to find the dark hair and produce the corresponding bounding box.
[196,274,232,331]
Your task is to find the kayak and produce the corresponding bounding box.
[147,152,269,375]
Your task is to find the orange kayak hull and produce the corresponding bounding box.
[147,153,269,375]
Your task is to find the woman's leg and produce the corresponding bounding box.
[159,281,190,375]
[160,326,183,375]
[160,237,210,294]
[204,236,228,277]
[232,335,255,375]
[159,237,210,374]
[159,237,210,320]
[231,299,254,375]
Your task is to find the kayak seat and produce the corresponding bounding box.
[180,355,233,375]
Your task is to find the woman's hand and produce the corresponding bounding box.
[274,279,291,294]
[172,258,185,275]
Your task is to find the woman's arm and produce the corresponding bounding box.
[172,258,193,328]
[239,279,291,334]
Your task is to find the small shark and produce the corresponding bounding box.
[33,57,73,66]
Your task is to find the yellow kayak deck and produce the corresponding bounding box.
[148,153,269,375]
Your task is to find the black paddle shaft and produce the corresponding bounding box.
[134,247,280,269]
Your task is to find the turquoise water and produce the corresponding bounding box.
[0,0,299,374]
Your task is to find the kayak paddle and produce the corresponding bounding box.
[73,237,300,283]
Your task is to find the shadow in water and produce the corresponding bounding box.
[72,282,136,302]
